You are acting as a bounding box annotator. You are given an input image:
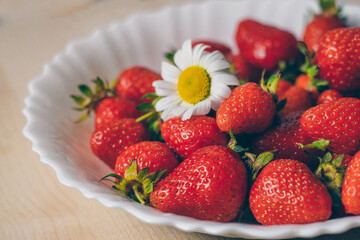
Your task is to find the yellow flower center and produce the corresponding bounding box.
[177,66,211,104]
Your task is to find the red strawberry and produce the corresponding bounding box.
[95,96,141,129]
[303,0,346,53]
[249,159,332,225]
[192,40,231,55]
[300,97,360,155]
[342,151,360,215]
[317,89,343,105]
[235,19,299,69]
[251,111,320,170]
[161,116,228,160]
[275,79,292,98]
[226,53,261,82]
[278,86,313,117]
[216,82,276,134]
[295,74,320,101]
[315,28,360,92]
[114,141,179,178]
[150,145,248,222]
[115,66,161,101]
[90,118,149,169]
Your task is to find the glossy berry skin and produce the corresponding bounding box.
[303,16,345,53]
[95,96,141,129]
[315,28,360,92]
[251,112,320,170]
[317,89,343,105]
[114,141,179,178]
[192,40,231,55]
[275,79,293,99]
[90,118,149,169]
[278,86,313,117]
[161,116,228,160]
[250,159,332,225]
[115,66,161,102]
[216,82,276,134]
[150,145,248,222]
[226,53,261,82]
[300,98,360,155]
[342,151,360,215]
[235,19,299,70]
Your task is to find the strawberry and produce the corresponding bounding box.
[295,74,320,101]
[95,96,141,129]
[315,28,360,92]
[275,79,292,98]
[115,66,161,102]
[150,145,248,222]
[342,151,360,215]
[235,19,299,69]
[317,89,343,105]
[226,53,261,82]
[249,159,332,225]
[300,97,360,155]
[216,78,277,134]
[192,40,231,55]
[303,0,346,53]
[90,118,149,169]
[251,111,320,170]
[278,86,313,117]
[161,116,228,160]
[114,141,179,179]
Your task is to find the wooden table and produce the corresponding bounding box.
[1,0,360,239]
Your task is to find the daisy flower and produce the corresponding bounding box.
[152,39,239,121]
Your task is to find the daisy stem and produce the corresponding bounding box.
[136,111,157,123]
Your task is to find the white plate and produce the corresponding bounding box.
[23,0,360,239]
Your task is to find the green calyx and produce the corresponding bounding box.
[71,77,117,123]
[136,93,163,141]
[100,159,166,204]
[319,0,342,17]
[298,42,329,90]
[245,151,275,182]
[315,152,347,206]
[298,139,346,206]
[260,71,281,97]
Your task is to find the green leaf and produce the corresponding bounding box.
[75,113,89,123]
[267,73,281,95]
[100,173,124,182]
[124,159,138,180]
[332,154,345,167]
[78,84,93,98]
[137,167,150,181]
[323,152,333,163]
[71,95,87,106]
[137,102,153,112]
[141,92,158,101]
[254,152,274,169]
[301,139,330,151]
[110,77,118,90]
[164,50,176,65]
[94,77,105,92]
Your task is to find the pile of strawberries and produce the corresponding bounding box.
[72,0,360,225]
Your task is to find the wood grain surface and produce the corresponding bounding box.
[1,0,360,239]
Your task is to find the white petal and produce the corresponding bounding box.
[182,106,195,121]
[161,61,181,83]
[206,59,231,74]
[153,80,177,96]
[199,51,224,69]
[161,105,187,121]
[193,99,212,116]
[210,96,223,111]
[192,44,209,65]
[155,95,182,111]
[211,83,232,99]
[210,72,239,86]
[174,39,193,70]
